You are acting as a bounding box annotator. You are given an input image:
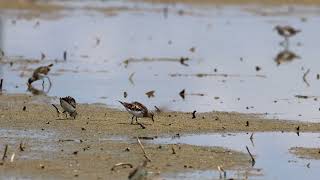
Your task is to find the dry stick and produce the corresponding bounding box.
[192,110,196,119]
[111,163,133,171]
[19,142,25,152]
[0,79,3,91]
[303,69,310,87]
[137,122,146,129]
[137,137,151,162]
[246,146,255,167]
[2,145,8,161]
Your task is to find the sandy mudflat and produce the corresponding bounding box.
[0,94,255,179]
[290,147,320,160]
[0,94,319,179]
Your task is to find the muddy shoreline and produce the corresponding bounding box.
[0,94,256,179]
[290,147,320,160]
[0,94,319,179]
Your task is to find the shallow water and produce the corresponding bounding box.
[1,1,320,121]
[154,132,320,180]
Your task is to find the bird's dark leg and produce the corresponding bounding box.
[135,117,138,123]
[131,115,135,124]
[46,76,52,87]
[42,80,45,90]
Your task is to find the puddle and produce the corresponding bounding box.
[0,128,60,160]
[0,1,320,121]
[154,132,320,180]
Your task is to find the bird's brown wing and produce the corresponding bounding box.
[131,102,148,113]
[62,96,76,108]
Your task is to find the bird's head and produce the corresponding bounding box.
[274,25,281,31]
[27,77,34,85]
[70,111,78,119]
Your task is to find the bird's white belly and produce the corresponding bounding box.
[60,100,76,113]
[127,109,144,117]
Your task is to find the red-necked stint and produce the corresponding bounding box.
[27,64,53,87]
[118,101,154,124]
[60,96,77,119]
[274,25,301,41]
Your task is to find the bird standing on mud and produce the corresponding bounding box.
[118,101,154,124]
[60,96,78,119]
[27,64,53,88]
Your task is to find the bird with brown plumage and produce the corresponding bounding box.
[27,64,53,89]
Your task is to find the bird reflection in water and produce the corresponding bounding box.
[27,82,51,95]
[274,49,300,66]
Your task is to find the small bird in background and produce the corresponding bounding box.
[274,25,301,46]
[118,101,154,124]
[128,160,148,180]
[275,50,300,66]
[27,64,53,89]
[60,96,77,119]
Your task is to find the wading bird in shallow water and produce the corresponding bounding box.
[118,101,154,124]
[60,96,77,119]
[27,64,53,88]
[274,25,301,46]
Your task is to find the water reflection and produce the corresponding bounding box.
[27,82,51,95]
[0,2,320,121]
[274,49,300,66]
[154,132,320,180]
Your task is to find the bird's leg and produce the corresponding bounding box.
[131,115,135,124]
[135,116,138,123]
[46,76,52,87]
[42,79,45,90]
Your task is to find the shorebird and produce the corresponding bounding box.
[275,50,300,66]
[60,96,77,119]
[118,101,154,124]
[27,64,53,88]
[274,25,301,43]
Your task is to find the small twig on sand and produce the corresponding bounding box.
[192,110,196,119]
[10,153,15,162]
[303,69,310,87]
[111,163,133,171]
[171,146,176,154]
[246,146,255,167]
[2,145,8,161]
[137,122,146,129]
[51,104,61,116]
[0,79,3,92]
[296,126,300,136]
[137,137,151,162]
[19,142,25,152]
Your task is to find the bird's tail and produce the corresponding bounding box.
[48,64,53,67]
